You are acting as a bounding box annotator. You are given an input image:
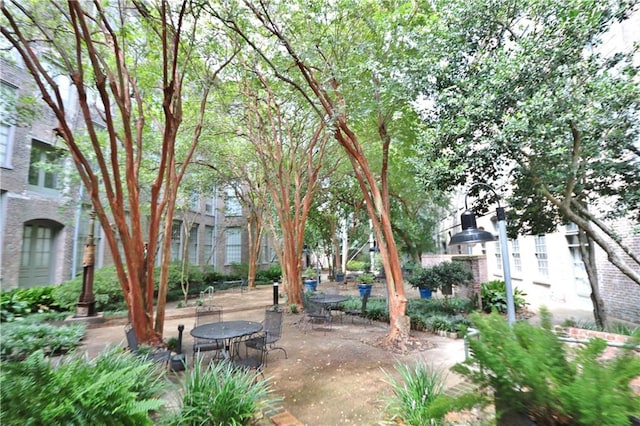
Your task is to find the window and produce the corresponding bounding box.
[205,196,214,216]
[534,235,549,276]
[188,224,198,265]
[511,238,522,273]
[224,188,242,217]
[494,238,502,271]
[0,81,17,168]
[190,192,200,212]
[225,227,241,264]
[28,140,61,190]
[261,236,271,264]
[204,225,214,265]
[170,221,182,261]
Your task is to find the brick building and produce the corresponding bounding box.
[1,56,273,290]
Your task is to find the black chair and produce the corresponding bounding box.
[245,306,287,366]
[124,324,171,366]
[233,333,267,378]
[302,293,332,333]
[192,305,224,360]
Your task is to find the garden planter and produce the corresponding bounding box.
[335,273,345,282]
[304,279,318,292]
[170,353,186,372]
[358,284,373,298]
[418,288,432,299]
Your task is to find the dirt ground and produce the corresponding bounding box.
[78,284,480,425]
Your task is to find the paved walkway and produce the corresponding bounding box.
[75,281,595,425]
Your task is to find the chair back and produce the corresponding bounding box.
[124,324,139,352]
[195,305,222,326]
[302,294,323,315]
[263,308,284,343]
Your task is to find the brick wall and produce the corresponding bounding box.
[596,219,640,323]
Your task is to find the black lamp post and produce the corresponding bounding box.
[449,183,516,325]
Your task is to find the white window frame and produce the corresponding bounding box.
[224,188,242,217]
[170,221,182,261]
[188,224,198,265]
[534,235,549,276]
[511,238,522,273]
[225,227,242,264]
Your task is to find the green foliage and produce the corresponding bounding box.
[255,264,282,283]
[289,304,299,314]
[356,273,375,284]
[481,280,528,314]
[407,298,475,333]
[53,266,125,312]
[346,260,366,271]
[407,262,473,291]
[0,347,167,425]
[1,321,85,361]
[383,361,481,425]
[1,286,62,322]
[455,310,640,425]
[170,357,274,425]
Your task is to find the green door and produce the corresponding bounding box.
[19,222,55,287]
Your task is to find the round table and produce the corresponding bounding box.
[190,320,262,359]
[309,294,349,306]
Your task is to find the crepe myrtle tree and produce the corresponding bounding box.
[208,1,431,348]
[1,0,237,343]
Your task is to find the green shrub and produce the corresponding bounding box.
[53,266,124,312]
[408,262,473,292]
[481,279,528,314]
[383,361,481,425]
[256,264,282,283]
[0,348,167,425]
[454,309,640,425]
[346,260,366,271]
[0,321,86,361]
[170,356,275,425]
[0,286,62,322]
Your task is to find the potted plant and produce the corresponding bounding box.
[408,266,438,299]
[303,267,318,292]
[408,262,473,298]
[356,273,375,298]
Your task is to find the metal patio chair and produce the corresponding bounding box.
[245,306,288,366]
[192,305,224,360]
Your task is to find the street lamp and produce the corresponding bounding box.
[449,183,516,325]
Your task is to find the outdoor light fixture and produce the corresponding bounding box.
[449,183,516,325]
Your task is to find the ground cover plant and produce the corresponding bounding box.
[0,286,62,322]
[454,309,640,425]
[480,280,528,314]
[0,347,167,425]
[0,320,85,361]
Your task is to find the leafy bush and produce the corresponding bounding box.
[408,262,473,292]
[0,321,86,361]
[1,286,62,322]
[53,266,125,312]
[346,260,366,271]
[480,279,528,314]
[383,361,480,425]
[0,348,167,425]
[454,309,640,425]
[169,356,275,425]
[255,264,282,283]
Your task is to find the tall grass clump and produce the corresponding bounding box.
[0,321,85,361]
[0,347,167,425]
[382,361,480,425]
[170,356,275,425]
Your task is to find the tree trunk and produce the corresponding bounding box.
[578,230,607,328]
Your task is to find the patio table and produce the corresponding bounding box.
[190,320,262,359]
